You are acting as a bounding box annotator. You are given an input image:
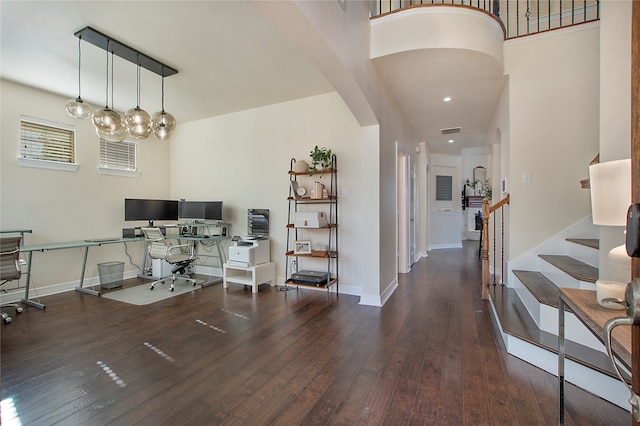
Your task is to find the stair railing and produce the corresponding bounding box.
[370,1,600,40]
[482,194,510,299]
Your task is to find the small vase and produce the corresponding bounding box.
[293,160,309,173]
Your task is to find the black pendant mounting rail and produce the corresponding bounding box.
[74,26,178,77]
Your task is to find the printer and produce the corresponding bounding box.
[227,236,270,268]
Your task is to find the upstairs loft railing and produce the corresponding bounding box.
[371,1,600,40]
[482,194,509,299]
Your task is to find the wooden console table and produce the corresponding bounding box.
[558,288,632,425]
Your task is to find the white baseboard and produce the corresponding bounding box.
[428,243,463,250]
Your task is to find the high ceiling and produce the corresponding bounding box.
[1,1,504,155]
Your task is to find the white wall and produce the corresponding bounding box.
[503,24,600,259]
[0,79,172,293]
[597,0,632,282]
[169,92,367,297]
[252,0,420,304]
[486,80,510,279]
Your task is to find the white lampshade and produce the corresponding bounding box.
[589,159,631,226]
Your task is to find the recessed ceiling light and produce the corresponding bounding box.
[448,139,454,143]
[443,97,452,102]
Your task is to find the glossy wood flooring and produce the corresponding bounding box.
[1,242,629,425]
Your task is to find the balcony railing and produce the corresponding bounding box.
[371,1,600,40]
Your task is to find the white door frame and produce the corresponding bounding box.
[396,142,410,274]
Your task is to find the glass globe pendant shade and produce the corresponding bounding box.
[125,107,152,139]
[66,97,92,119]
[93,107,124,135]
[66,36,91,119]
[151,111,176,140]
[96,111,126,142]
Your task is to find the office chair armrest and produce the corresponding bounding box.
[166,243,192,255]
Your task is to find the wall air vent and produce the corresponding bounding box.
[440,127,461,135]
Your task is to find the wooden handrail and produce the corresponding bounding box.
[482,194,510,300]
[488,194,510,214]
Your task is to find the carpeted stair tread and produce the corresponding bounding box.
[538,254,598,283]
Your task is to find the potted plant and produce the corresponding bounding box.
[309,145,332,176]
[477,179,492,200]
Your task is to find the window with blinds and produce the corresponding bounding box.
[20,117,75,164]
[98,139,139,177]
[436,175,453,201]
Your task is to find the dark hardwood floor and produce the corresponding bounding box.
[1,242,629,425]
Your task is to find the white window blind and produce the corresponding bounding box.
[20,118,75,164]
[99,139,138,172]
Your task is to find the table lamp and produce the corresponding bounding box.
[589,158,631,309]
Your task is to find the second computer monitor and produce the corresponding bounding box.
[178,201,223,222]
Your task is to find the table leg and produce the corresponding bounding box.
[21,251,46,310]
[215,240,225,265]
[75,246,100,296]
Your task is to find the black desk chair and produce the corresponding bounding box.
[142,228,198,291]
[1,236,24,323]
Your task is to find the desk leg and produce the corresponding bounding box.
[215,240,225,265]
[201,240,225,288]
[21,251,46,310]
[75,246,100,297]
[558,298,566,426]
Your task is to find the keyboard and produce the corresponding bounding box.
[84,238,120,243]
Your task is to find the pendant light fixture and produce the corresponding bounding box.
[100,51,127,142]
[151,71,176,140]
[93,42,125,140]
[125,55,152,139]
[71,26,178,141]
[65,35,92,119]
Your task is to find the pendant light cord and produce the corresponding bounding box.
[104,40,109,109]
[161,65,165,113]
[76,36,82,99]
[110,51,115,109]
[136,55,141,109]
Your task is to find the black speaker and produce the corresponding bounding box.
[627,203,640,257]
[122,228,136,238]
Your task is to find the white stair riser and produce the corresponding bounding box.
[505,334,631,411]
[513,275,605,351]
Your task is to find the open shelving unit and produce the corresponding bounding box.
[283,155,338,297]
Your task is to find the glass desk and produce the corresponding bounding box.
[21,238,141,309]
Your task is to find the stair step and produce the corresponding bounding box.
[489,285,628,381]
[538,254,598,283]
[513,270,559,308]
[566,238,599,250]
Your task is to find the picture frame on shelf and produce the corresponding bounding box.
[294,240,312,255]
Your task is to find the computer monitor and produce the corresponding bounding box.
[178,201,223,222]
[124,198,179,226]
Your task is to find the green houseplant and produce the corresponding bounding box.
[477,179,492,200]
[309,145,332,176]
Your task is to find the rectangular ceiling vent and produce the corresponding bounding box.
[440,127,461,135]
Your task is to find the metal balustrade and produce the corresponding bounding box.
[371,0,600,40]
[481,194,509,299]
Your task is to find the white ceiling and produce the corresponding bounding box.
[1,1,504,155]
